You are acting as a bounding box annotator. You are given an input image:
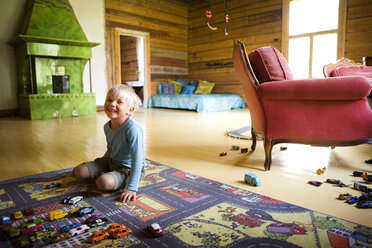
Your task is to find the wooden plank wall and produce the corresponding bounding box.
[105,0,372,101]
[105,0,188,95]
[344,0,372,63]
[188,0,282,98]
[120,36,138,83]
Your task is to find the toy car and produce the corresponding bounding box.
[112,227,132,239]
[316,167,326,175]
[61,223,80,233]
[24,208,34,216]
[51,232,71,243]
[30,229,53,243]
[68,196,83,205]
[2,214,11,224]
[20,218,44,229]
[356,200,372,208]
[85,213,104,223]
[338,193,353,200]
[326,179,341,184]
[77,206,95,216]
[88,231,109,244]
[21,223,43,234]
[45,182,61,189]
[13,211,23,220]
[244,173,261,186]
[69,206,81,215]
[62,196,73,204]
[5,226,20,239]
[147,223,163,237]
[48,209,67,220]
[68,224,90,236]
[105,223,126,235]
[308,180,323,186]
[346,196,360,204]
[87,218,108,228]
[14,236,31,247]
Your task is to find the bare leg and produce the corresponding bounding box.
[73,163,90,179]
[96,173,115,191]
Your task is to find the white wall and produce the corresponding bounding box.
[70,0,107,106]
[0,0,107,111]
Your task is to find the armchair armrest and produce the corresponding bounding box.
[258,76,371,101]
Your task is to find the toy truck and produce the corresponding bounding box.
[244,173,261,186]
[48,209,67,221]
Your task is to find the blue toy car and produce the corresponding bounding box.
[244,173,261,186]
[61,223,80,233]
[2,214,11,224]
[45,182,61,189]
[346,196,360,204]
[77,207,95,216]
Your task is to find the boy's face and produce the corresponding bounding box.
[104,96,134,122]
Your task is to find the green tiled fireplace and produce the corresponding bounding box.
[9,0,99,120]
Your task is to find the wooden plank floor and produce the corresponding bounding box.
[0,108,371,227]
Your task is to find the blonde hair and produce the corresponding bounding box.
[106,84,142,109]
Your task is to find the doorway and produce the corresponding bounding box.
[114,28,150,106]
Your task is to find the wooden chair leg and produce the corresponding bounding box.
[263,138,273,171]
[251,128,257,151]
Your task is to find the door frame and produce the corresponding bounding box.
[113,27,151,106]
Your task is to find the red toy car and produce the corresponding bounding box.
[147,223,163,237]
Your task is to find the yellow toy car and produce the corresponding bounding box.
[13,211,23,220]
[48,209,67,221]
[69,207,81,215]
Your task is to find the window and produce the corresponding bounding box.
[282,0,346,78]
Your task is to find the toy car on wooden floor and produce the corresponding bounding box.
[356,200,372,208]
[338,193,353,200]
[244,173,261,186]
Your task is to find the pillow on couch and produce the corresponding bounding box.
[157,82,163,94]
[162,83,174,94]
[194,80,214,94]
[168,80,183,94]
[181,84,197,94]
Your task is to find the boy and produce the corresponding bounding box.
[73,84,146,202]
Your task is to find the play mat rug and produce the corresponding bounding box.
[225,125,263,141]
[0,159,371,248]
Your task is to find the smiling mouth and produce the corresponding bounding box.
[107,109,117,113]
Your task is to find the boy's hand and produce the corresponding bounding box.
[119,189,137,202]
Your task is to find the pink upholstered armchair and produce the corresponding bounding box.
[233,40,372,171]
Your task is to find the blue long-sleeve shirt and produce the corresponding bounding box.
[103,117,146,191]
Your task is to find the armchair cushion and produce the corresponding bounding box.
[248,46,294,83]
[258,76,371,101]
[332,65,372,82]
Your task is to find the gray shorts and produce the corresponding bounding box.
[85,157,144,191]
